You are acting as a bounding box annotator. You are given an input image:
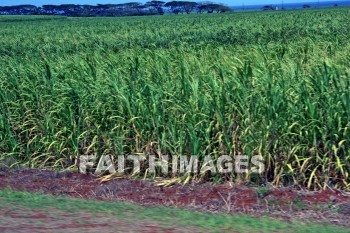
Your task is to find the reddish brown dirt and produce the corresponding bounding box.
[1,167,350,227]
[0,204,205,233]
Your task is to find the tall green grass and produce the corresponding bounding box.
[0,8,350,189]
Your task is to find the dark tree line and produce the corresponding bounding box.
[0,1,231,17]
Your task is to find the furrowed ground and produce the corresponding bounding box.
[0,8,350,189]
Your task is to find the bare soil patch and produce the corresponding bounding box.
[1,167,349,227]
[0,204,205,233]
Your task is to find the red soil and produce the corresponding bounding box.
[0,167,349,227]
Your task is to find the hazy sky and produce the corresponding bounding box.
[0,0,341,6]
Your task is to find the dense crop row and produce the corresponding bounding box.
[0,8,350,189]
